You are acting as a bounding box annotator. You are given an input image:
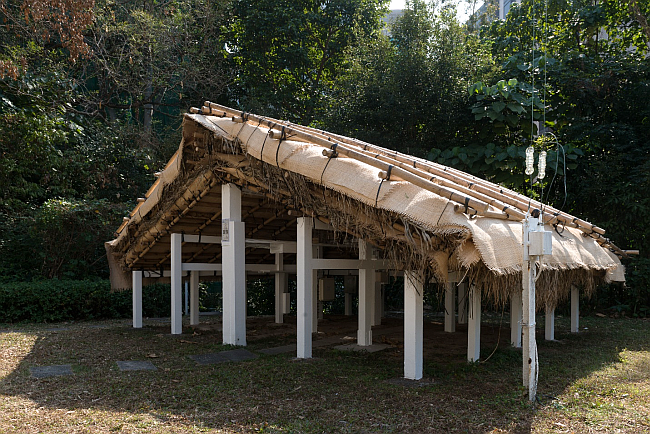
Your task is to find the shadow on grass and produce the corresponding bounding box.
[0,315,647,433]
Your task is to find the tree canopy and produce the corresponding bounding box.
[0,0,648,314]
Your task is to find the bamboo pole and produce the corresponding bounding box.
[202,102,491,214]
[299,123,606,235]
[199,102,623,254]
[216,104,606,236]
[280,118,605,234]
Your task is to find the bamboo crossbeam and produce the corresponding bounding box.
[204,102,526,221]
[304,124,606,236]
[202,102,491,214]
[282,120,606,235]
[199,102,620,253]
[128,174,218,267]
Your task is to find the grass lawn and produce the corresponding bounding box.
[0,314,648,433]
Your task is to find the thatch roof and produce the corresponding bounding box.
[106,102,624,309]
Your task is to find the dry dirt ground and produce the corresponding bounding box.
[1,313,648,433]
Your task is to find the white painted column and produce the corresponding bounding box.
[345,292,353,316]
[312,246,321,332]
[190,270,200,326]
[521,216,538,401]
[357,240,375,346]
[444,271,456,333]
[510,289,522,348]
[274,253,286,324]
[545,306,555,341]
[373,273,382,326]
[283,291,291,314]
[171,233,183,335]
[344,275,355,316]
[458,281,468,324]
[404,271,424,380]
[184,281,189,316]
[222,183,246,346]
[297,217,313,358]
[467,285,481,362]
[132,270,143,328]
[312,269,319,332]
[571,286,579,333]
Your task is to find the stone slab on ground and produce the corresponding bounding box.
[385,377,434,388]
[258,344,296,355]
[190,348,258,365]
[333,343,390,353]
[44,327,70,332]
[30,365,73,379]
[116,361,157,371]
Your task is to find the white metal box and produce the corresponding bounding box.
[529,230,553,256]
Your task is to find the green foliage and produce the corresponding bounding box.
[86,0,231,131]
[0,280,170,323]
[479,0,650,312]
[229,0,388,124]
[326,0,495,157]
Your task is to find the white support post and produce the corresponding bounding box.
[345,292,353,316]
[522,215,543,401]
[510,289,522,348]
[312,246,321,332]
[373,272,382,326]
[545,306,555,341]
[312,269,319,332]
[274,253,286,324]
[458,281,468,324]
[222,183,246,346]
[190,270,200,326]
[404,271,424,380]
[283,291,291,314]
[357,240,375,346]
[467,285,481,362]
[444,271,456,333]
[132,270,143,328]
[171,233,183,335]
[571,286,579,333]
[297,217,313,359]
[184,281,189,316]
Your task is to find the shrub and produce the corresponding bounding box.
[0,279,170,323]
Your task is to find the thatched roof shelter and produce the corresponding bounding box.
[105,102,625,389]
[107,102,623,296]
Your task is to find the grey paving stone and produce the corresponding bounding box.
[30,365,73,379]
[0,329,19,334]
[385,377,434,388]
[333,343,390,353]
[116,361,157,372]
[44,327,70,332]
[189,348,258,365]
[259,344,296,355]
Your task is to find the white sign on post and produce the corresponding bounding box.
[221,219,230,245]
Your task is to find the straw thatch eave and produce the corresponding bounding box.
[105,104,625,309]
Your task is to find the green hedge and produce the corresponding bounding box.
[0,279,170,323]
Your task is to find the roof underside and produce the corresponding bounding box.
[106,103,624,307]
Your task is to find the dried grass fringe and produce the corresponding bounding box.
[113,123,610,305]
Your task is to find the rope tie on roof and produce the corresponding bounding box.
[464,197,470,214]
[374,165,392,207]
[246,118,264,152]
[320,146,337,187]
[275,126,287,167]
